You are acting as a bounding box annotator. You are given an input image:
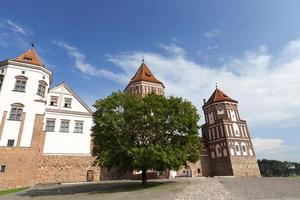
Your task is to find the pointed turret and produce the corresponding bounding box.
[130,63,163,85]
[124,62,164,96]
[204,88,237,106]
[13,48,43,66]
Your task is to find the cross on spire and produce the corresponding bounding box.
[142,56,144,63]
[215,82,218,88]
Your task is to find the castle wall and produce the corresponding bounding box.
[35,155,100,184]
[230,156,261,177]
[0,114,44,190]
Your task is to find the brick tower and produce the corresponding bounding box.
[124,61,164,97]
[201,87,260,177]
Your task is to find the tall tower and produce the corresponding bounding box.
[201,88,260,177]
[124,62,164,96]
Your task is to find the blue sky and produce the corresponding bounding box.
[1,0,300,161]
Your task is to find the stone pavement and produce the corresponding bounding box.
[1,177,300,200]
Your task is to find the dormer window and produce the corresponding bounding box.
[23,57,32,62]
[50,96,58,106]
[64,98,72,108]
[14,76,28,92]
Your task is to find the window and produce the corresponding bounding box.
[45,119,55,132]
[235,145,240,152]
[0,75,4,90]
[14,79,27,92]
[50,96,58,106]
[7,140,14,147]
[14,76,28,92]
[0,165,5,172]
[37,84,46,97]
[64,98,72,108]
[9,106,23,120]
[242,145,246,152]
[74,121,83,133]
[60,120,70,132]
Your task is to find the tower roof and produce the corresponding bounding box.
[205,88,237,106]
[13,48,43,66]
[129,63,163,85]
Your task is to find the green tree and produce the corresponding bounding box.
[92,92,200,185]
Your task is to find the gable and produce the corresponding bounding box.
[48,83,92,113]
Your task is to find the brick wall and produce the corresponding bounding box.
[230,156,261,177]
[35,155,100,184]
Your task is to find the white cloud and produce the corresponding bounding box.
[252,137,284,152]
[204,29,221,38]
[56,39,300,129]
[53,41,128,83]
[0,19,30,48]
[5,19,28,35]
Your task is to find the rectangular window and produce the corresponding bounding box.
[45,119,55,132]
[64,98,72,108]
[14,79,27,92]
[7,139,14,147]
[0,75,4,90]
[60,120,70,132]
[50,96,58,106]
[9,107,23,120]
[74,121,84,133]
[37,84,46,97]
[0,165,5,172]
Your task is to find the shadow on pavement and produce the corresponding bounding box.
[18,181,175,197]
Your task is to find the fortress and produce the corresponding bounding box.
[0,48,260,190]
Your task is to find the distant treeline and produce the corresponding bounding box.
[258,159,300,177]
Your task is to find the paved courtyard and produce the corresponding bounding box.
[2,177,300,200]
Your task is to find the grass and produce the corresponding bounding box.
[0,187,28,196]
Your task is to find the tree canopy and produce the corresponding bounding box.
[92,92,200,184]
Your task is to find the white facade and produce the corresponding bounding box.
[0,49,93,155]
[43,83,93,155]
[0,60,51,147]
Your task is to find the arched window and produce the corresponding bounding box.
[215,144,222,157]
[234,142,241,155]
[232,123,240,136]
[241,142,248,156]
[197,168,201,173]
[14,75,28,92]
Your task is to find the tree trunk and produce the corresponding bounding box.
[142,169,147,185]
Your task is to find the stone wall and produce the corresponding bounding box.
[35,155,100,184]
[230,156,261,177]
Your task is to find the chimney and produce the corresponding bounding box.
[203,99,206,105]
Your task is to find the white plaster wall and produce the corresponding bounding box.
[0,63,50,147]
[43,112,92,154]
[46,85,89,112]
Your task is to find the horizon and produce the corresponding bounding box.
[1,0,300,162]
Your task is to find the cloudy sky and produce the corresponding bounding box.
[1,0,300,161]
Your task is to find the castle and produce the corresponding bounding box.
[0,48,260,190]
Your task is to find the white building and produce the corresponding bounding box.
[0,48,98,190]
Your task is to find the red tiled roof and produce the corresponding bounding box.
[130,63,163,85]
[13,48,43,66]
[205,88,237,106]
